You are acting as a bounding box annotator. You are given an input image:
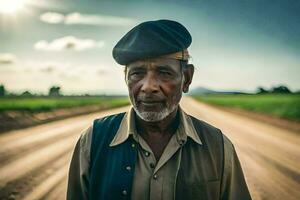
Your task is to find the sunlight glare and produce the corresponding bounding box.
[0,0,26,14]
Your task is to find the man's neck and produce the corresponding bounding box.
[135,106,180,137]
[135,107,180,161]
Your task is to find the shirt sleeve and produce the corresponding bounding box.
[67,125,93,200]
[220,134,252,200]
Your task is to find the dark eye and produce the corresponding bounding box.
[159,70,172,76]
[129,71,145,79]
[131,71,143,76]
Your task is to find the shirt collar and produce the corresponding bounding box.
[109,106,202,147]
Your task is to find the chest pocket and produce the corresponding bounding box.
[175,142,222,200]
[176,178,220,200]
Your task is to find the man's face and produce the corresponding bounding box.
[126,57,192,122]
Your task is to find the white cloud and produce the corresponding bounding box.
[40,12,137,26]
[0,53,17,64]
[40,12,64,24]
[64,12,137,26]
[34,36,105,51]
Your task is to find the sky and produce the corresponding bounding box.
[0,0,299,95]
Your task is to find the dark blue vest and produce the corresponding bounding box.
[89,112,224,200]
[89,113,137,200]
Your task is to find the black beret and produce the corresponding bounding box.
[112,19,192,65]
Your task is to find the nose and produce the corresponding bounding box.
[141,72,159,94]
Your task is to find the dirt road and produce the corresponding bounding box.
[0,97,299,199]
[181,97,300,200]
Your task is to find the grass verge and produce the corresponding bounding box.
[193,94,300,121]
[0,96,130,112]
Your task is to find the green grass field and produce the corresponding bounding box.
[193,94,300,121]
[0,96,130,112]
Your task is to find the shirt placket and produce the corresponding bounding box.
[137,136,164,200]
[137,132,184,200]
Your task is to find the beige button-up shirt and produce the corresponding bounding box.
[67,107,251,200]
[110,107,202,200]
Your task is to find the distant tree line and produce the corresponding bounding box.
[0,84,298,97]
[0,84,62,97]
[256,85,294,94]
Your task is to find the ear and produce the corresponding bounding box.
[124,66,128,84]
[182,64,194,93]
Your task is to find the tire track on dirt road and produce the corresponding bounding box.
[0,106,129,200]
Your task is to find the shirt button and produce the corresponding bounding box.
[122,190,128,195]
[178,140,184,146]
[153,174,158,180]
[149,163,155,169]
[125,166,131,171]
[131,143,135,148]
[144,151,150,157]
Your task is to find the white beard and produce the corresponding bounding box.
[132,104,177,122]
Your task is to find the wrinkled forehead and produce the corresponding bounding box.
[126,57,181,70]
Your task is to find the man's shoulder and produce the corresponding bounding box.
[91,112,126,143]
[188,114,234,147]
[80,112,126,145]
[93,112,126,125]
[188,115,222,137]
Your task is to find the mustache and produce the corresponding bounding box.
[136,94,164,102]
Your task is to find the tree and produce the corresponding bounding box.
[0,84,5,97]
[49,86,61,96]
[271,85,291,94]
[21,91,33,96]
[256,86,268,94]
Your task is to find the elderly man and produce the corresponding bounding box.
[67,20,251,200]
